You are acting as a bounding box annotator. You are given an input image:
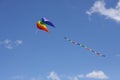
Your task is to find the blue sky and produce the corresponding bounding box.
[0,0,120,80]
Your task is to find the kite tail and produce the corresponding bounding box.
[64,37,105,57]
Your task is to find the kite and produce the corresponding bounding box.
[64,37,105,57]
[36,17,55,32]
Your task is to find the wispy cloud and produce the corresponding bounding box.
[68,76,79,80]
[11,75,42,80]
[86,0,120,22]
[77,74,84,78]
[47,71,60,80]
[11,75,25,80]
[115,54,120,57]
[0,39,23,49]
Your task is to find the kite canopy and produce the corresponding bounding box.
[36,17,55,32]
[64,37,106,57]
[41,17,55,27]
[36,20,48,32]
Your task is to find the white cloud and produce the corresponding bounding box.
[86,70,108,80]
[67,71,108,80]
[68,74,85,80]
[3,39,13,49]
[68,76,79,80]
[77,74,84,78]
[11,71,108,80]
[15,40,23,45]
[0,39,23,49]
[86,0,120,22]
[48,71,60,80]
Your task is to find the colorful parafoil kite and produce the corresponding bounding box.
[36,17,55,32]
[64,37,105,57]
